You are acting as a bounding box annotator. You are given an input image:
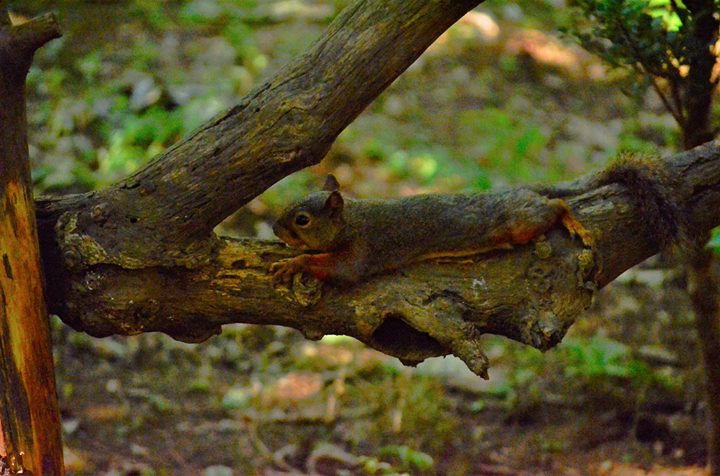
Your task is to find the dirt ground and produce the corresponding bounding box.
[54,265,711,475]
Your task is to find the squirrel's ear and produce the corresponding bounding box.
[323,174,340,192]
[324,191,344,214]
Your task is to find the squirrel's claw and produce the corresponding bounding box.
[271,256,308,284]
[552,199,594,247]
[563,216,593,247]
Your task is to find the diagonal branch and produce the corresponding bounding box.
[61,0,484,269]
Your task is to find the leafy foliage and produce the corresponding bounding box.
[565,0,688,77]
[564,0,720,137]
[562,336,650,381]
[27,0,269,192]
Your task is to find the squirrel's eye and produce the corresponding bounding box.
[294,213,311,227]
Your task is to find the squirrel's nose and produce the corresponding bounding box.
[272,221,288,244]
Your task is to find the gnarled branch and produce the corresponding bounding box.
[36,142,720,377]
[28,0,720,377]
[55,0,485,269]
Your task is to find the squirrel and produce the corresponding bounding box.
[270,153,686,284]
[535,153,689,253]
[270,175,594,283]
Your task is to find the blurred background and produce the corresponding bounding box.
[9,0,712,474]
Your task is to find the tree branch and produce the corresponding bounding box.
[36,141,720,377]
[25,0,720,377]
[0,13,61,86]
[63,0,484,269]
[9,13,61,55]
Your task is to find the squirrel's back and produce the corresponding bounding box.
[344,189,559,273]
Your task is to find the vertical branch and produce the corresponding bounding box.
[647,74,685,128]
[687,249,720,475]
[680,4,720,471]
[0,13,63,476]
[681,0,718,148]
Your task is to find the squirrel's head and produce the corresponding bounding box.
[273,174,345,251]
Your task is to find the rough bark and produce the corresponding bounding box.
[16,0,720,380]
[0,8,63,476]
[35,141,720,377]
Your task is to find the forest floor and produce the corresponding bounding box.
[15,0,713,474]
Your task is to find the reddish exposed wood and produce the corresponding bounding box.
[0,10,63,475]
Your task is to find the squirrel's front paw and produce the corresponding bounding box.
[270,256,307,284]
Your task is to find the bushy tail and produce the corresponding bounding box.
[602,152,691,254]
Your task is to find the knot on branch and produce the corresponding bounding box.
[276,273,324,307]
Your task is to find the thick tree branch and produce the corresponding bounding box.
[24,0,720,377]
[36,142,720,376]
[63,0,484,269]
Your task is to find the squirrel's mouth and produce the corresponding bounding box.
[285,238,309,250]
[273,224,308,250]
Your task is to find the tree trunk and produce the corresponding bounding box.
[682,0,718,149]
[0,8,63,476]
[671,3,720,470]
[688,249,720,475]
